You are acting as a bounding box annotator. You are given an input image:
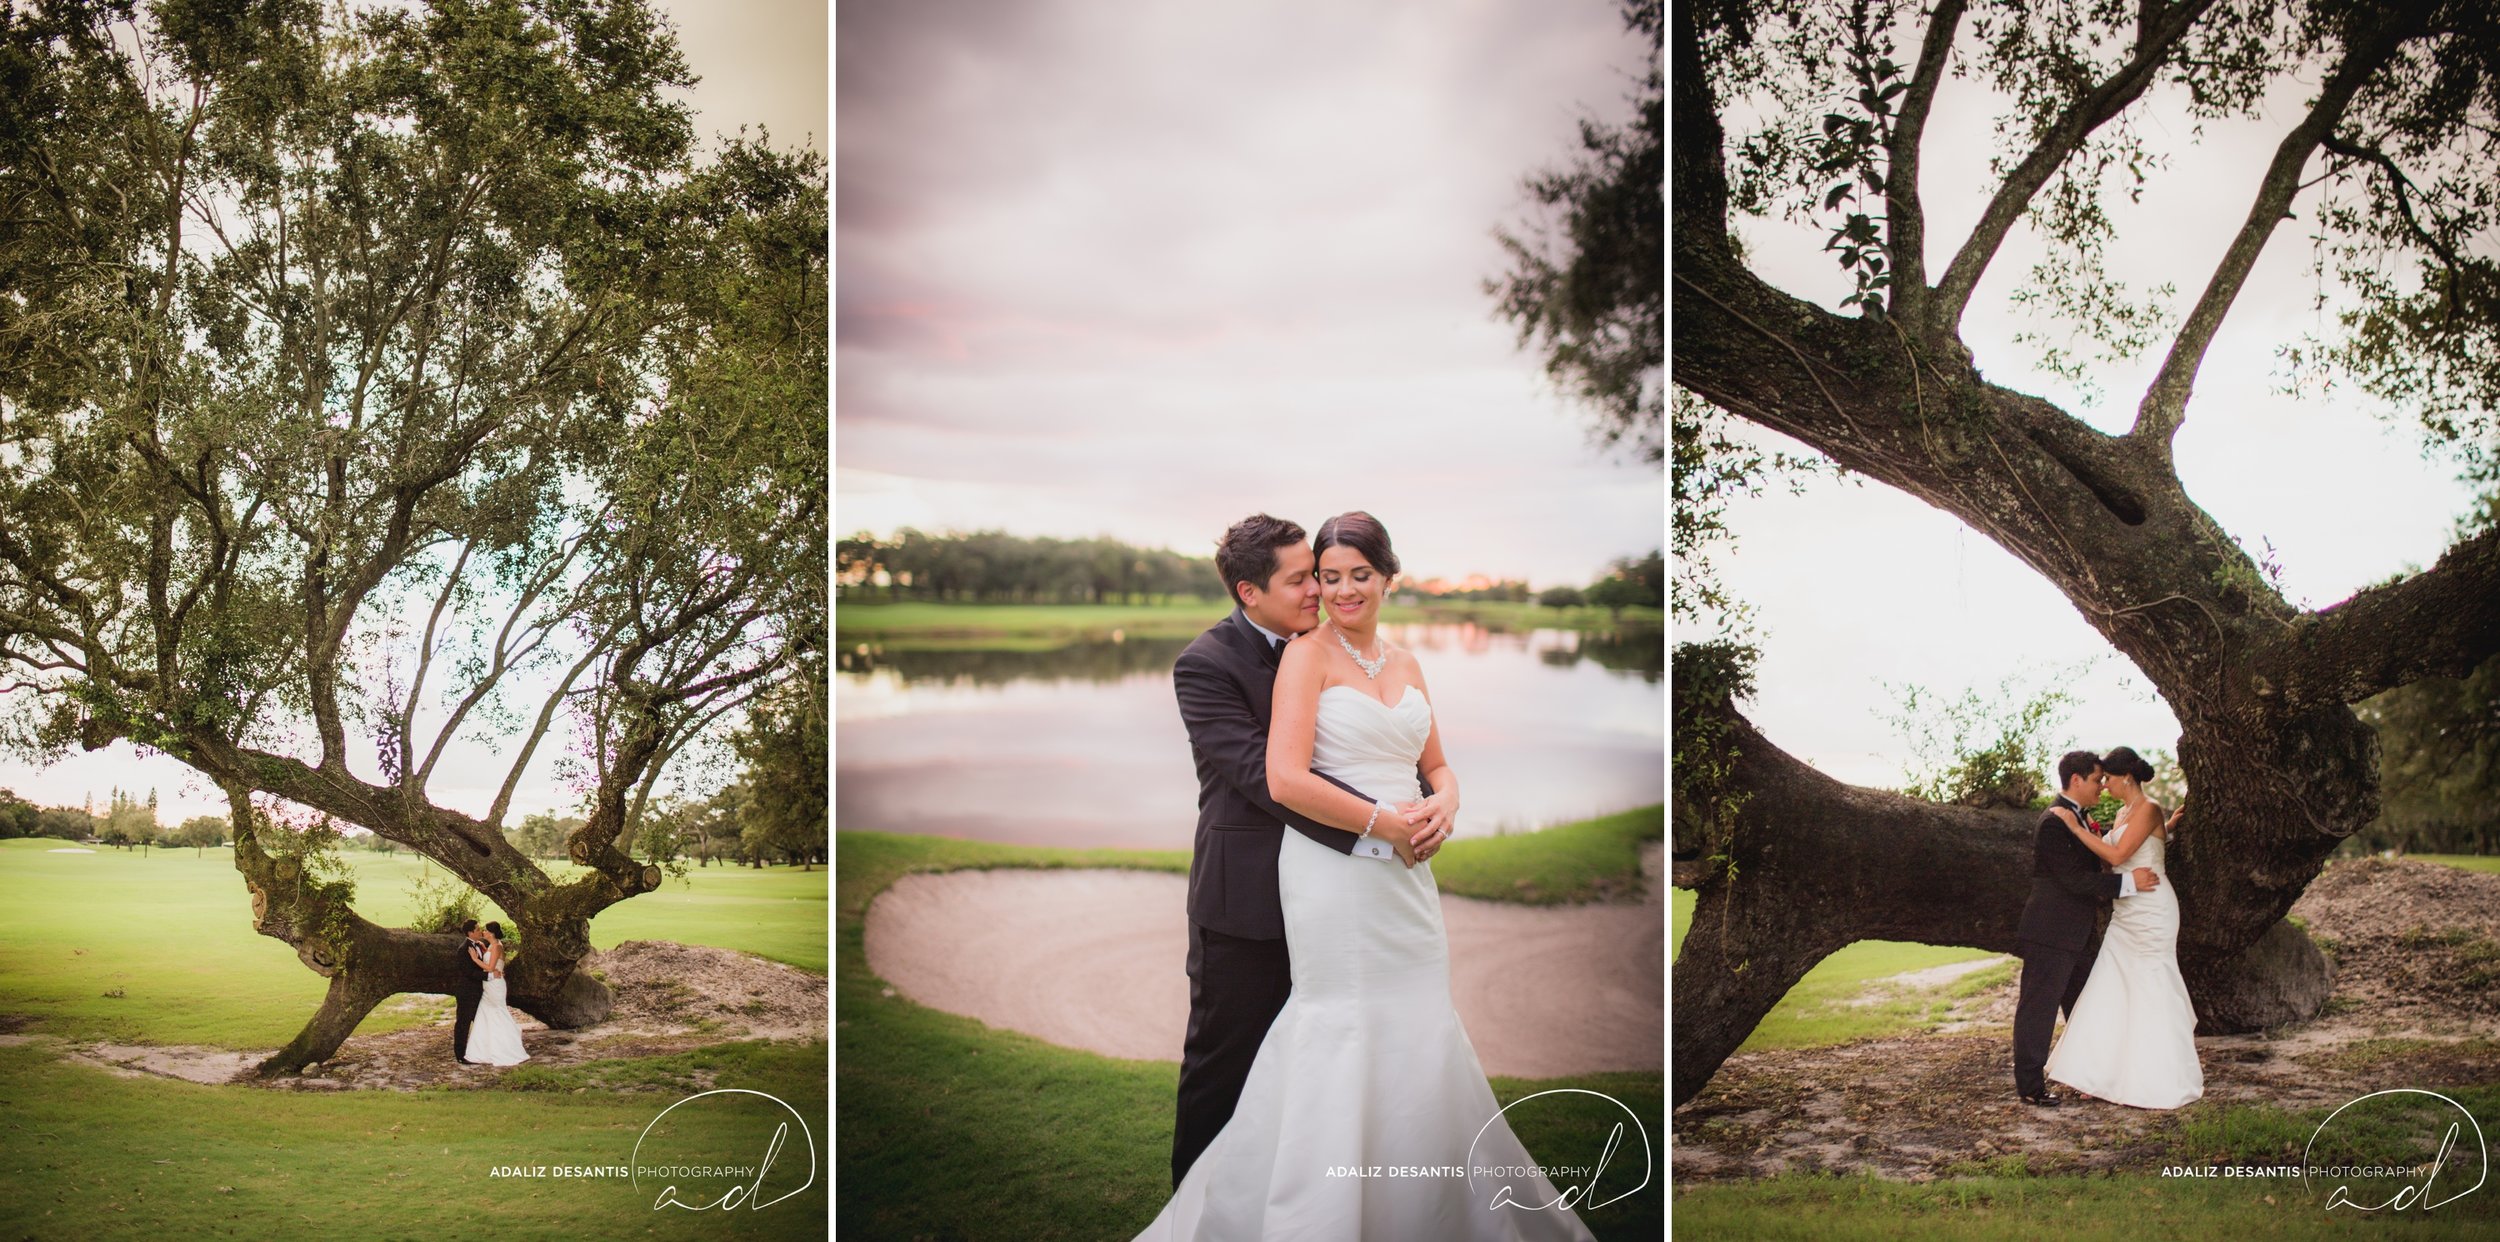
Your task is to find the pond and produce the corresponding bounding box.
[835,623,1662,849]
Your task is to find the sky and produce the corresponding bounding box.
[0,0,830,824]
[835,0,1664,589]
[1680,54,2485,789]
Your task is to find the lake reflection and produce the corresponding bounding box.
[837,624,1663,849]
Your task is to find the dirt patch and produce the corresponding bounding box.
[1675,858,2500,1181]
[2292,858,2500,1015]
[55,940,825,1093]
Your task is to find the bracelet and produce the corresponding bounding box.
[1361,801,1384,838]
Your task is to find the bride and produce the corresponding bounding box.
[1134,512,1593,1240]
[465,922,532,1067]
[2043,747,2201,1109]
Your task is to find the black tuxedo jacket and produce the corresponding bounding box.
[454,937,489,994]
[1174,610,1403,940]
[2015,797,2121,951]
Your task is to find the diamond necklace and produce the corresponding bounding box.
[1333,627,1386,679]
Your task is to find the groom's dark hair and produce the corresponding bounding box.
[2055,750,2103,789]
[1216,514,1307,605]
[458,918,479,934]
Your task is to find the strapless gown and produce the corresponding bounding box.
[1134,684,1596,1240]
[465,975,531,1067]
[2044,832,2203,1109]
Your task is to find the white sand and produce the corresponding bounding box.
[863,844,1663,1078]
[46,848,96,854]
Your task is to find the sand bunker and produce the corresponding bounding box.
[862,844,1664,1078]
[53,939,825,1092]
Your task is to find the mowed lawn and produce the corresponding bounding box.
[0,1037,829,1242]
[1671,854,2500,1051]
[0,838,825,1050]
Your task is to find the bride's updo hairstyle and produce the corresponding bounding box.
[2100,747,2156,784]
[1312,511,1399,577]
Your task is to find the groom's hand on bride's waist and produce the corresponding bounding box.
[2132,866,2159,891]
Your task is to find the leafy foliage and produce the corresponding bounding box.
[732,659,825,869]
[2355,650,2500,854]
[1881,667,2085,808]
[1488,0,1663,462]
[1672,639,1758,877]
[404,866,484,936]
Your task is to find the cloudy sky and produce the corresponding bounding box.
[836,0,1663,587]
[1684,59,2484,789]
[0,0,828,823]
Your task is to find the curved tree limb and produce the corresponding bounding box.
[2250,524,2500,710]
[2134,10,2415,445]
[1880,0,1968,326]
[1927,0,2223,331]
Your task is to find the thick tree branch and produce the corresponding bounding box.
[2251,525,2500,710]
[1928,0,2221,330]
[1880,0,1967,325]
[2133,14,2410,444]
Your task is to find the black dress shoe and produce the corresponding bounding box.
[2021,1091,2063,1108]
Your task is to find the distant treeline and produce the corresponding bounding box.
[838,530,1222,604]
[838,530,1669,612]
[0,786,229,854]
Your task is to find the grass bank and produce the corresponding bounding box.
[835,808,1665,1240]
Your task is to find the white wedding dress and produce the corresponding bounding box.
[2043,826,2202,1109]
[1135,684,1595,1241]
[467,966,532,1067]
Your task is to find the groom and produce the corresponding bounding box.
[450,920,489,1065]
[1168,513,1437,1187]
[2012,750,2158,1106]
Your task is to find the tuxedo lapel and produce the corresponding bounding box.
[1227,609,1282,671]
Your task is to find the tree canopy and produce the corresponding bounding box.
[0,0,825,1073]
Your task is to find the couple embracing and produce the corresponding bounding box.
[1132,512,1593,1240]
[450,919,530,1068]
[2014,748,2202,1110]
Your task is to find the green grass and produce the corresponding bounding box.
[1671,1167,2500,1240]
[1426,804,1662,903]
[833,598,1664,644]
[835,812,1665,1241]
[0,838,824,1049]
[0,1037,827,1240]
[2415,854,2500,875]
[1671,887,2003,1052]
